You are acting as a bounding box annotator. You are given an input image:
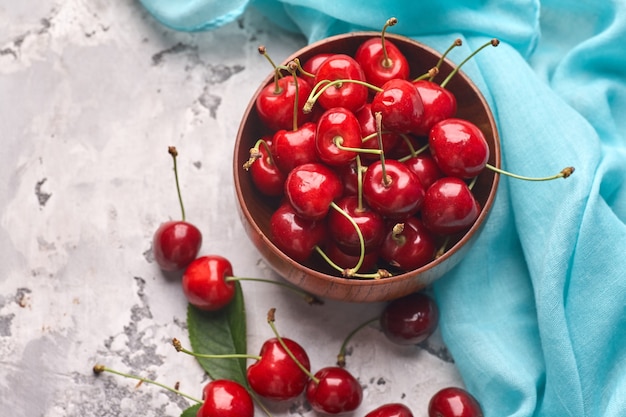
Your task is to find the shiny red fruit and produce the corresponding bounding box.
[365,403,414,417]
[313,54,368,112]
[198,379,254,417]
[256,75,313,131]
[428,387,484,417]
[301,53,332,87]
[380,292,439,345]
[380,217,436,272]
[306,366,363,414]
[355,38,410,88]
[247,337,311,401]
[272,121,318,173]
[355,103,402,161]
[152,220,202,272]
[412,80,457,136]
[428,118,489,179]
[371,78,425,135]
[182,255,235,311]
[248,137,285,197]
[328,195,385,256]
[284,162,343,220]
[421,177,481,235]
[315,107,362,166]
[270,202,327,263]
[403,152,444,190]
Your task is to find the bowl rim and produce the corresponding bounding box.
[233,31,501,295]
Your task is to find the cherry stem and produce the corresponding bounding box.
[304,78,381,113]
[224,276,324,305]
[356,155,365,211]
[293,57,315,79]
[243,138,275,171]
[333,136,383,156]
[172,337,261,361]
[286,61,300,131]
[426,38,462,82]
[266,308,320,385]
[374,112,391,187]
[435,236,451,259]
[258,45,283,94]
[168,146,187,222]
[381,17,398,68]
[336,316,378,367]
[391,223,406,246]
[486,164,575,181]
[329,201,365,276]
[92,364,203,404]
[440,38,499,89]
[313,245,391,280]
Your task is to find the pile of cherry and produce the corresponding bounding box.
[245,23,499,278]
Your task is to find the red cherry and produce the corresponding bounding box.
[247,137,286,197]
[247,337,311,401]
[181,255,236,311]
[428,387,484,417]
[270,202,327,262]
[421,177,481,235]
[371,78,425,135]
[284,162,343,220]
[272,121,319,173]
[305,366,363,414]
[380,291,439,345]
[301,53,333,86]
[335,160,361,196]
[428,118,489,179]
[313,54,369,112]
[403,151,444,190]
[322,240,380,273]
[315,107,362,166]
[380,217,436,272]
[256,75,313,131]
[362,159,425,220]
[412,80,457,136]
[153,221,202,272]
[327,195,385,256]
[365,403,414,417]
[355,103,401,161]
[355,37,410,88]
[198,379,254,417]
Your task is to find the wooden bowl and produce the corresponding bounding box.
[233,32,500,302]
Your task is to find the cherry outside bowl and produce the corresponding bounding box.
[233,32,500,303]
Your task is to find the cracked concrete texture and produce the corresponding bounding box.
[0,2,462,416]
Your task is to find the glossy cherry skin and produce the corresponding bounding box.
[182,255,235,311]
[153,220,202,272]
[256,75,313,131]
[249,137,285,197]
[336,160,361,196]
[316,107,362,166]
[313,54,368,113]
[421,177,481,235]
[428,387,484,417]
[302,53,333,87]
[270,202,327,263]
[327,195,385,256]
[306,366,363,414]
[380,291,440,345]
[355,38,410,88]
[198,379,254,417]
[428,118,489,179]
[371,78,425,135]
[323,240,380,274]
[380,217,436,272]
[412,80,457,136]
[284,162,344,220]
[272,121,319,173]
[403,152,444,190]
[247,337,311,401]
[362,159,425,220]
[355,103,401,161]
[365,403,414,417]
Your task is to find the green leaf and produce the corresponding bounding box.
[187,282,248,387]
[180,403,202,417]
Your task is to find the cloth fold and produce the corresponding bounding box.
[138,1,626,416]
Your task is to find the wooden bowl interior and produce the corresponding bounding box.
[234,32,500,302]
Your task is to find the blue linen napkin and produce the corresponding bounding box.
[139,1,626,416]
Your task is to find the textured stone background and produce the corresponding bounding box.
[0,2,462,416]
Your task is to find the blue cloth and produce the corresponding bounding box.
[139,1,626,416]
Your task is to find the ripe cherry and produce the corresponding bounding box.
[371,78,425,135]
[380,291,439,345]
[247,337,311,401]
[270,201,328,263]
[182,255,236,311]
[356,103,401,161]
[428,387,484,417]
[284,162,343,220]
[272,121,318,173]
[153,146,202,272]
[412,79,457,136]
[322,240,380,274]
[365,403,414,417]
[355,17,410,88]
[305,366,363,414]
[311,53,369,112]
[380,218,436,272]
[421,177,481,235]
[403,151,444,190]
[428,118,490,179]
[362,159,425,220]
[328,195,385,256]
[244,137,286,197]
[198,379,254,417]
[315,106,363,166]
[301,52,332,86]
